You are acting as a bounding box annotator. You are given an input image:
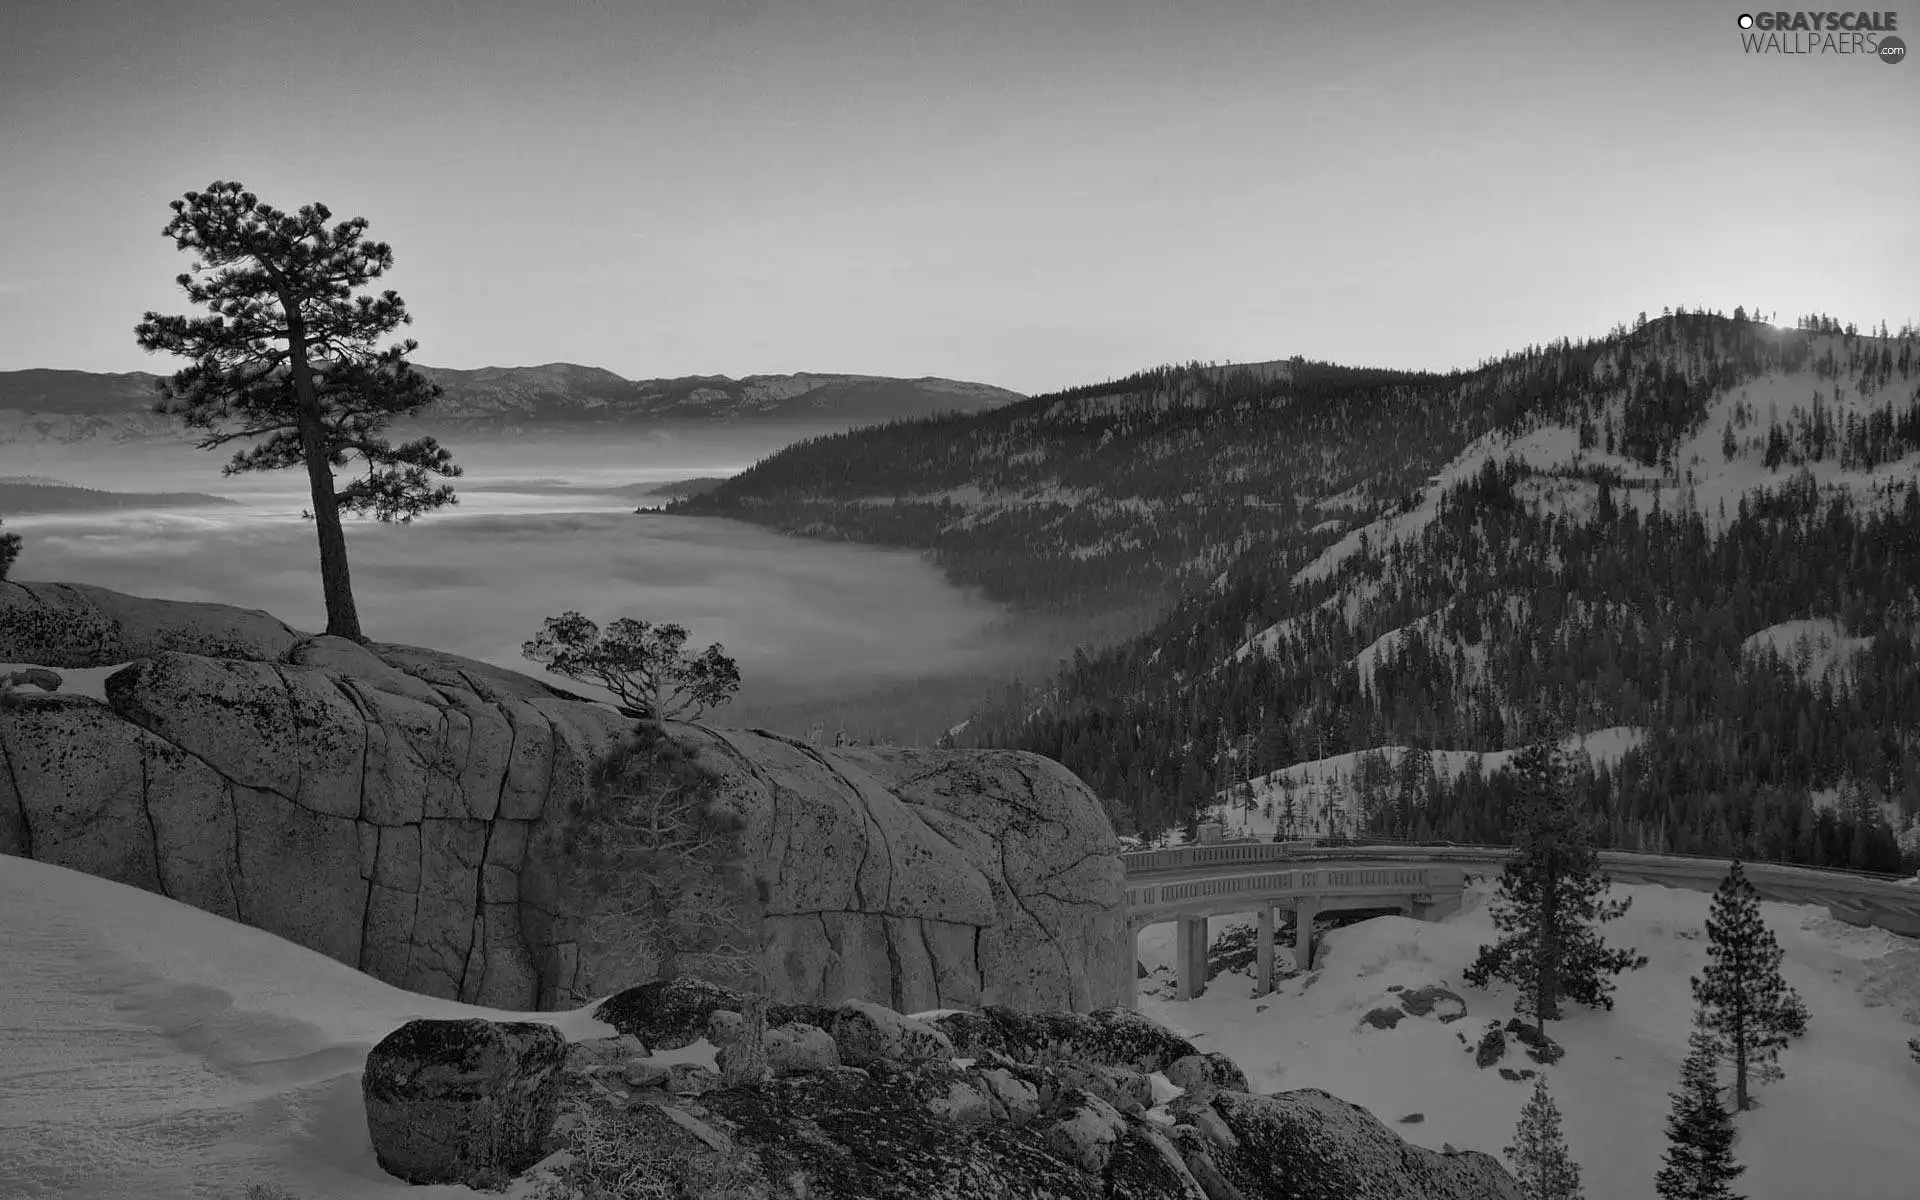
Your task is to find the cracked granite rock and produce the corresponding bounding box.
[0,580,1130,1013]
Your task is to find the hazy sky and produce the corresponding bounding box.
[2,0,1914,395]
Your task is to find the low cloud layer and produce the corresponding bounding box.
[4,443,1050,735]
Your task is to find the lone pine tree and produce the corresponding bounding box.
[1505,1076,1584,1200]
[135,181,461,642]
[1655,1012,1745,1200]
[1691,858,1809,1112]
[1463,740,1648,1037]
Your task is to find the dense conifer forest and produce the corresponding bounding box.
[678,312,1920,873]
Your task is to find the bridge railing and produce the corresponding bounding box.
[1120,839,1914,882]
[1125,864,1444,915]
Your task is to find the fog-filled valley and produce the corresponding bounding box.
[3,426,1074,745]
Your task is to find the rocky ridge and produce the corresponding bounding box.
[365,975,1523,1200]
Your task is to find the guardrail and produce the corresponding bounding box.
[1125,863,1445,917]
[1121,839,1914,882]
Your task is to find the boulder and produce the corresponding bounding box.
[1058,1062,1154,1114]
[1504,1019,1565,1065]
[973,1064,1044,1124]
[1361,1006,1405,1030]
[1164,1052,1251,1103]
[0,583,1131,1014]
[1396,985,1468,1022]
[0,580,306,666]
[1204,1089,1523,1200]
[361,1018,567,1188]
[765,1022,840,1076]
[563,1033,648,1078]
[596,976,744,1051]
[1472,1023,1506,1068]
[929,1005,1200,1074]
[827,998,954,1067]
[694,1065,1114,1198]
[1045,1089,1130,1174]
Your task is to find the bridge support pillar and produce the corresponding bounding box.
[1293,897,1320,971]
[1175,915,1209,1000]
[1413,890,1463,922]
[1255,906,1275,995]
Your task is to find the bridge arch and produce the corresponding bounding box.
[1123,857,1466,1003]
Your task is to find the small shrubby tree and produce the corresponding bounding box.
[560,727,756,986]
[1655,1011,1746,1200]
[523,611,741,721]
[1505,1077,1584,1200]
[1463,740,1648,1037]
[1691,859,1809,1111]
[135,181,462,642]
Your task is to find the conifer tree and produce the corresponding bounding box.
[1463,740,1648,1037]
[1655,1012,1745,1200]
[1691,858,1808,1111]
[1505,1076,1584,1200]
[135,181,461,642]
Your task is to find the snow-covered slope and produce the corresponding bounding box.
[1333,343,1914,579]
[1209,728,1648,840]
[1740,618,1875,691]
[1242,331,1920,665]
[1136,879,1920,1200]
[0,855,624,1200]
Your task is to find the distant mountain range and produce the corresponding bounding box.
[0,365,1025,445]
[0,478,238,512]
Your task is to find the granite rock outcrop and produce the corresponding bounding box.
[0,580,1130,1012]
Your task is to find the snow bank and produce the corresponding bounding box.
[0,855,616,1200]
[1134,878,1920,1200]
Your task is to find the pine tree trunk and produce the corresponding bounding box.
[721,878,773,1089]
[283,303,363,643]
[1733,1007,1749,1111]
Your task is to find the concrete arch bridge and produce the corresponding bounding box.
[1120,840,1920,1004]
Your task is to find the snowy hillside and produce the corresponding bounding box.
[1207,728,1648,841]
[1740,617,1877,691]
[1135,879,1920,1200]
[1273,328,1919,626]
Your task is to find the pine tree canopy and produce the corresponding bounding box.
[135,182,460,521]
[1655,1016,1745,1200]
[1690,858,1807,1111]
[1506,1076,1585,1200]
[1463,740,1647,1029]
[134,181,462,641]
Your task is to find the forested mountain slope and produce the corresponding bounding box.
[957,314,1920,873]
[671,355,1573,615]
[679,311,1920,875]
